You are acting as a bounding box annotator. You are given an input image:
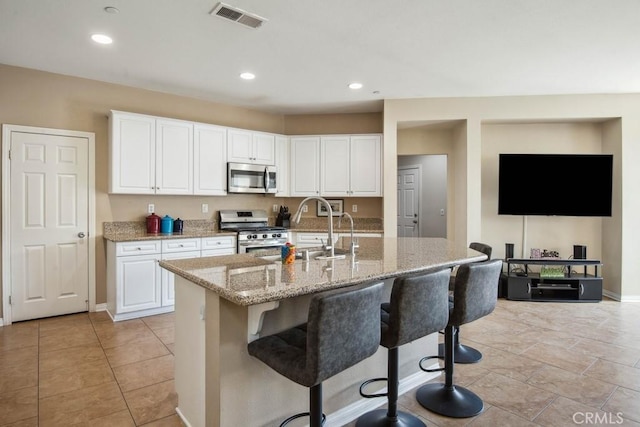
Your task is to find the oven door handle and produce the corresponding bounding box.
[242,239,285,246]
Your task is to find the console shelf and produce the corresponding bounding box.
[506,258,602,302]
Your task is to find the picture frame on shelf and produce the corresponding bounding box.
[317,199,344,217]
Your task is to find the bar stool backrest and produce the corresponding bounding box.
[306,282,384,386]
[383,269,450,348]
[469,242,492,258]
[450,259,502,327]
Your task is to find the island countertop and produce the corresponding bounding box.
[159,237,487,306]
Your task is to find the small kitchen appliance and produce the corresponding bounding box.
[227,162,277,194]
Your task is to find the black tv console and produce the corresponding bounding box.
[506,258,602,302]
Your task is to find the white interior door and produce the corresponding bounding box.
[397,167,420,237]
[8,129,90,322]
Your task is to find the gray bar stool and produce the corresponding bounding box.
[442,242,493,364]
[356,269,450,427]
[247,282,384,427]
[417,259,502,418]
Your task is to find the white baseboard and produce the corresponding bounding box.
[0,317,3,327]
[326,363,440,426]
[601,290,640,302]
[94,303,107,312]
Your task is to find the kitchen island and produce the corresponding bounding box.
[160,237,487,427]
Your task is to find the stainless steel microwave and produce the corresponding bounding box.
[227,162,277,194]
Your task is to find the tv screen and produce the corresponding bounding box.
[498,154,613,216]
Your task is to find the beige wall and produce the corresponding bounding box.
[284,113,382,135]
[0,64,383,316]
[385,94,640,300]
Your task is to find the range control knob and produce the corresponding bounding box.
[252,234,258,239]
[262,234,267,238]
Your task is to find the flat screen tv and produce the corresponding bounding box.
[498,154,613,216]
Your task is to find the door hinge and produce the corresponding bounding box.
[8,149,11,160]
[8,295,11,305]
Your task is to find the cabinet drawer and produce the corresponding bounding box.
[162,238,201,253]
[116,240,161,256]
[201,236,236,251]
[202,248,236,257]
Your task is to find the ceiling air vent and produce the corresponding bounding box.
[210,2,267,29]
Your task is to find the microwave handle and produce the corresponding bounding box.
[264,166,270,192]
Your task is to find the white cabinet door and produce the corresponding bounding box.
[321,135,350,196]
[290,136,321,196]
[109,111,156,194]
[275,135,289,196]
[161,250,200,306]
[116,254,161,314]
[228,129,275,165]
[350,135,381,196]
[252,132,275,165]
[194,124,227,195]
[227,129,253,163]
[155,118,193,195]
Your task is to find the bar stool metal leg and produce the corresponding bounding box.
[437,326,482,364]
[356,348,426,427]
[416,327,484,418]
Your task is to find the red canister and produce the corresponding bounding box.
[146,213,161,234]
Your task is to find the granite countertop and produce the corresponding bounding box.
[159,237,487,306]
[103,220,236,242]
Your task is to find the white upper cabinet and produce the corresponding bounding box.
[227,129,275,165]
[109,111,156,194]
[290,136,321,196]
[194,123,227,195]
[109,111,193,195]
[320,135,351,196]
[292,134,382,197]
[275,135,289,196]
[155,118,193,195]
[349,135,382,196]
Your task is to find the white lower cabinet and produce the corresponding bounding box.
[107,235,236,321]
[201,236,236,257]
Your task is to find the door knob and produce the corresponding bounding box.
[78,232,86,238]
[413,220,418,224]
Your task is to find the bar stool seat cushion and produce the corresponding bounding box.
[248,283,384,388]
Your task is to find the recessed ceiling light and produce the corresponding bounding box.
[91,34,113,44]
[240,72,256,80]
[349,82,363,90]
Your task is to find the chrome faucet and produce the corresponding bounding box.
[293,196,336,258]
[338,212,359,256]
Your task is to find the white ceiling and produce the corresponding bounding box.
[2,0,640,115]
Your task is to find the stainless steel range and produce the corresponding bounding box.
[219,209,289,254]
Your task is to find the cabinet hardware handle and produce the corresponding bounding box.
[580,283,584,295]
[527,282,531,294]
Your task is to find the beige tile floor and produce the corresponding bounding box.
[1,298,639,426]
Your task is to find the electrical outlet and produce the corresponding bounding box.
[202,203,209,213]
[352,204,358,213]
[302,205,308,213]
[272,204,279,213]
[148,204,155,214]
[440,208,445,216]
